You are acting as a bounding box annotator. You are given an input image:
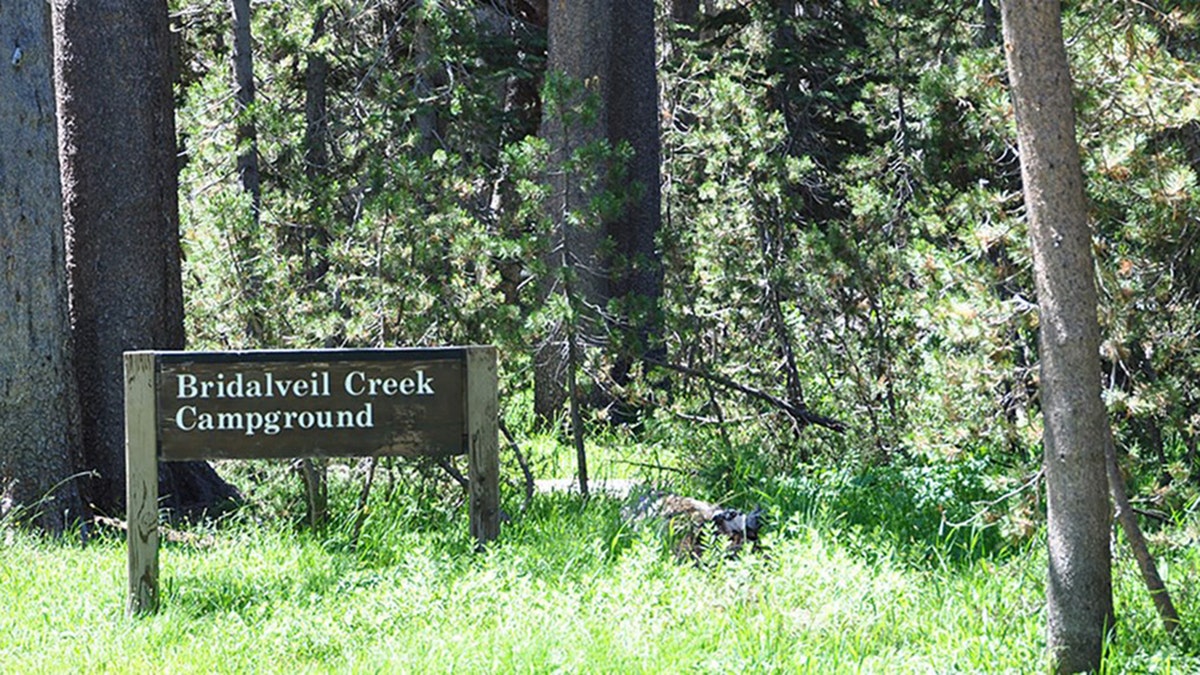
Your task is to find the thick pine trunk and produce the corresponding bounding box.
[297,9,332,528]
[230,0,260,219]
[536,0,662,420]
[606,0,664,389]
[303,8,331,284]
[0,0,87,533]
[1000,1,1115,671]
[535,0,611,421]
[53,0,239,517]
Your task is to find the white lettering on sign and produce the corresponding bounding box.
[343,369,434,397]
[169,367,437,434]
[174,403,375,436]
[176,371,332,399]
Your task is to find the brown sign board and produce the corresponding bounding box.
[123,346,500,615]
[155,349,467,460]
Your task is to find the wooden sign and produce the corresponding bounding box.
[123,347,499,616]
[155,349,468,460]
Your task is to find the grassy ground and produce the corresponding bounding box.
[1,480,1198,674]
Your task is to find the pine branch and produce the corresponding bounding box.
[649,359,847,433]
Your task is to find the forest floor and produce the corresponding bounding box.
[0,485,1196,674]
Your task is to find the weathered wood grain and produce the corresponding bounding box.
[123,346,500,615]
[124,352,159,616]
[466,346,500,545]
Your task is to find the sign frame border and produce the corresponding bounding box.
[123,346,499,615]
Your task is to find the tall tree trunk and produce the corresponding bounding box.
[535,0,610,421]
[0,0,86,533]
[303,6,331,285]
[296,6,333,528]
[536,0,662,420]
[53,0,239,517]
[230,0,259,220]
[1000,1,1115,671]
[413,1,443,158]
[978,0,1000,48]
[229,0,264,341]
[606,0,664,392]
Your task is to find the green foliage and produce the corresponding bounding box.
[176,0,540,358]
[658,0,1200,513]
[168,0,1200,581]
[8,1,1199,666]
[767,458,1014,568]
[2,480,1199,672]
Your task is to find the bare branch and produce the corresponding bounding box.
[649,359,846,433]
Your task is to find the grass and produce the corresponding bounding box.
[2,479,1199,674]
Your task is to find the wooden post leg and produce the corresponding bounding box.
[124,352,160,615]
[466,346,500,546]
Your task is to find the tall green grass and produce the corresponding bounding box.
[1,481,1197,673]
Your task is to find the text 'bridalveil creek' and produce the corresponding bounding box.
[170,369,436,436]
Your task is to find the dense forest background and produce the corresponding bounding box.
[168,0,1200,556]
[3,0,1200,670]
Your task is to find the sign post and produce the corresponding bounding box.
[123,347,499,615]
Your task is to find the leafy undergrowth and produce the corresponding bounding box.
[1,488,1198,674]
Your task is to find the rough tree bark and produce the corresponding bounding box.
[302,6,332,285]
[1000,1,1114,671]
[536,0,663,420]
[298,7,332,528]
[0,0,87,533]
[605,0,664,391]
[230,0,260,220]
[53,0,239,516]
[535,0,610,421]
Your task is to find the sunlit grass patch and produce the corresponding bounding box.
[0,489,1197,673]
